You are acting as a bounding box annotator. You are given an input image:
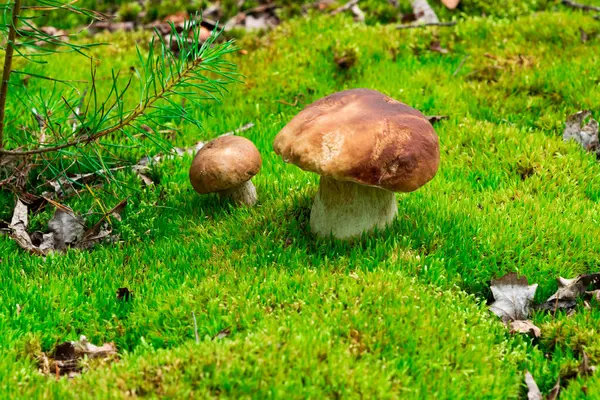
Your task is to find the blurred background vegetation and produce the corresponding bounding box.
[21,0,556,29]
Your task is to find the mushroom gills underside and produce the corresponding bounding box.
[310,176,398,239]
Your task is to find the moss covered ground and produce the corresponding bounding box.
[2,1,600,398]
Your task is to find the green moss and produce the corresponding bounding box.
[2,7,600,398]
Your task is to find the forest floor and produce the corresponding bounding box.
[2,1,600,398]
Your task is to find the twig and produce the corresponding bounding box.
[351,5,365,22]
[31,108,47,144]
[80,198,128,243]
[397,21,457,29]
[0,0,23,150]
[562,0,600,12]
[276,98,300,107]
[192,312,199,344]
[452,55,469,76]
[0,57,205,157]
[331,0,360,15]
[219,122,255,137]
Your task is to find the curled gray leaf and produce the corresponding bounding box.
[563,110,599,156]
[489,273,538,322]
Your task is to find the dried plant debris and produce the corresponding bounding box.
[489,273,541,337]
[579,351,597,377]
[411,0,440,24]
[524,371,543,400]
[116,287,133,301]
[428,40,449,54]
[488,271,600,340]
[6,199,126,255]
[489,273,538,323]
[586,289,600,302]
[558,352,597,393]
[397,0,456,29]
[47,209,85,251]
[563,110,599,157]
[39,336,117,378]
[538,274,600,312]
[426,115,448,124]
[509,320,541,338]
[213,327,232,340]
[523,363,597,400]
[224,4,280,32]
[562,0,600,12]
[47,168,125,196]
[330,0,365,22]
[547,378,561,400]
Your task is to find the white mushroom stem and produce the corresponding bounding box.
[310,177,398,239]
[219,180,258,206]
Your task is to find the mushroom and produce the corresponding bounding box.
[273,88,439,239]
[189,135,262,206]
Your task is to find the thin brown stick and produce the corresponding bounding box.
[0,0,22,150]
[562,0,600,12]
[397,21,457,29]
[0,56,205,157]
[452,55,469,77]
[331,0,360,15]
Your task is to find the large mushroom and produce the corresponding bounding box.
[189,135,262,206]
[273,88,439,239]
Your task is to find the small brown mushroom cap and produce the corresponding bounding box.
[273,88,439,192]
[189,135,262,194]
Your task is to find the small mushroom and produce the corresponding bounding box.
[189,136,262,206]
[273,88,439,239]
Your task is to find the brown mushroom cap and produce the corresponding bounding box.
[273,88,439,192]
[189,135,262,194]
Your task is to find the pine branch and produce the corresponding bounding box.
[0,57,205,156]
[0,20,239,159]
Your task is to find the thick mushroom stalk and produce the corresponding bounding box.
[273,89,440,240]
[219,180,258,206]
[310,177,397,239]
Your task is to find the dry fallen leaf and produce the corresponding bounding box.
[524,371,542,400]
[426,115,448,124]
[213,327,232,340]
[586,289,600,302]
[411,0,440,24]
[8,199,36,251]
[538,274,600,312]
[48,208,85,251]
[39,336,117,377]
[429,40,449,54]
[7,199,126,255]
[509,320,541,338]
[489,273,538,323]
[563,110,599,156]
